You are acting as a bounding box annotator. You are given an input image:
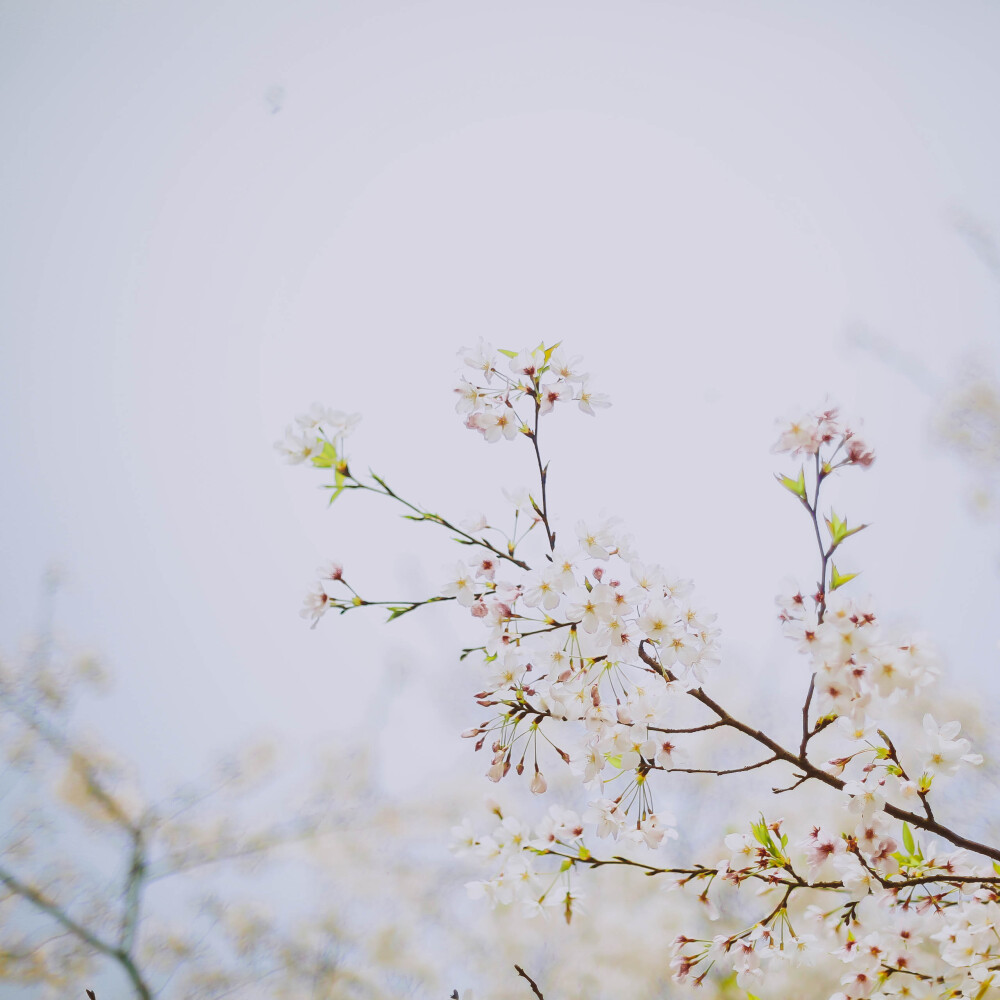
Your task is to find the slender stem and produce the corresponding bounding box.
[808,451,830,620]
[878,728,935,822]
[652,756,778,777]
[357,475,531,571]
[798,451,829,756]
[799,675,815,758]
[527,387,556,554]
[556,846,999,894]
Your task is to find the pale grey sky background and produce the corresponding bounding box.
[1,0,999,800]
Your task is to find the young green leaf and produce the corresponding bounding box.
[902,823,915,855]
[830,564,859,590]
[825,510,869,548]
[310,440,338,469]
[775,467,807,500]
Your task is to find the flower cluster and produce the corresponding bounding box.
[283,345,998,1000]
[456,340,609,443]
[274,405,361,467]
[773,407,874,467]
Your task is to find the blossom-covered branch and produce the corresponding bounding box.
[283,343,997,1000]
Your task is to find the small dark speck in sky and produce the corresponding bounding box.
[264,85,286,115]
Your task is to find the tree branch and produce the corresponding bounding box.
[515,964,545,999]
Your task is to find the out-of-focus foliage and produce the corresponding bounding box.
[0,613,416,998]
[935,363,1000,521]
[0,591,749,1000]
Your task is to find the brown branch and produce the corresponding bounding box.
[651,756,778,776]
[799,674,815,758]
[515,964,545,999]
[635,641,1000,864]
[648,720,726,735]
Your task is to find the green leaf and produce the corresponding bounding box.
[830,563,859,590]
[385,605,414,621]
[310,440,338,469]
[902,823,915,855]
[775,467,807,499]
[825,510,869,548]
[497,348,518,358]
[326,467,347,505]
[825,509,848,546]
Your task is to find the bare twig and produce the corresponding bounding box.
[514,964,545,999]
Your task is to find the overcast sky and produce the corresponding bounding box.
[2,0,999,797]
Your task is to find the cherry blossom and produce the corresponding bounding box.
[281,342,1000,1000]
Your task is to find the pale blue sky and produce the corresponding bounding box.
[1,0,999,795]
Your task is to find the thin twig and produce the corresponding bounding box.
[514,964,545,999]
